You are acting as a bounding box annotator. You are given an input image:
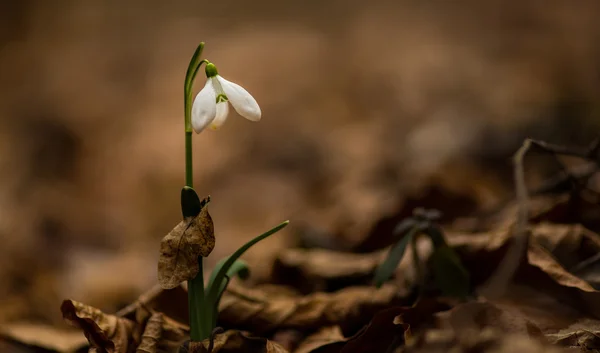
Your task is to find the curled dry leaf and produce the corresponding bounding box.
[218,282,400,335]
[135,311,188,353]
[137,313,163,353]
[158,199,215,289]
[61,299,139,353]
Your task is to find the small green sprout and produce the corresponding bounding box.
[374,208,470,299]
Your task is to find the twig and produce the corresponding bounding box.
[479,139,532,299]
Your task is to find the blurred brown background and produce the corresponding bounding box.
[1,0,600,327]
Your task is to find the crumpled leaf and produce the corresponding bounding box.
[61,299,140,353]
[189,330,288,353]
[137,313,163,353]
[158,197,215,289]
[135,311,188,353]
[218,282,400,335]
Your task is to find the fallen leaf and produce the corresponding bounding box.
[135,311,188,353]
[158,198,215,289]
[61,299,140,353]
[218,283,400,335]
[136,313,163,353]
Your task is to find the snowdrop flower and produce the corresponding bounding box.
[191,62,261,133]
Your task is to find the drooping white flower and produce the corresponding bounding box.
[191,62,261,133]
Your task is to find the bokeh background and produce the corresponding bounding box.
[1,0,600,330]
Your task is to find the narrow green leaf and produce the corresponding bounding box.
[184,43,206,132]
[211,275,231,328]
[374,226,419,288]
[431,245,470,299]
[206,257,251,326]
[206,258,250,295]
[184,43,205,94]
[204,220,289,325]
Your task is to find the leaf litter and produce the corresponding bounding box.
[3,139,600,353]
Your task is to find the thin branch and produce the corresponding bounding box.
[479,139,532,299]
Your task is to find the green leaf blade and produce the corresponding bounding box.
[374,227,418,288]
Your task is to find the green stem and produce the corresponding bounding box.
[188,257,206,341]
[185,131,193,187]
[183,43,208,342]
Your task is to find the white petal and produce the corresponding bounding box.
[217,76,261,122]
[191,79,217,133]
[209,102,230,130]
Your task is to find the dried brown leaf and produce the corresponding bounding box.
[135,311,188,353]
[137,313,163,353]
[61,299,139,353]
[218,283,399,334]
[158,203,215,289]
